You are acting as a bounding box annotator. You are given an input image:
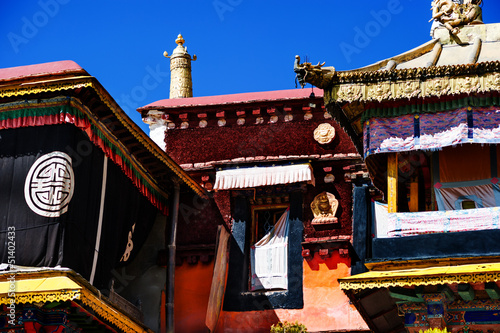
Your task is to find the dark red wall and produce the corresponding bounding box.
[165,118,357,164]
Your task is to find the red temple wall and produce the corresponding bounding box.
[174,262,214,333]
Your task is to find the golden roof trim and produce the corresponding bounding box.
[81,288,150,333]
[365,256,500,271]
[295,57,500,97]
[324,71,500,104]
[340,262,500,291]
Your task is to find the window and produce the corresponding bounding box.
[251,205,288,245]
[461,200,477,210]
[223,192,303,311]
[250,204,289,291]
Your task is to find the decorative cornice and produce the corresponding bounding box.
[295,53,500,102]
[0,290,81,305]
[326,72,500,105]
[179,153,361,171]
[81,288,151,333]
[143,102,328,131]
[340,263,500,291]
[0,78,93,98]
[336,61,500,84]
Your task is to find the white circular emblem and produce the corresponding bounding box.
[313,123,336,145]
[24,152,75,217]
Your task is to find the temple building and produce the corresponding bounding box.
[138,36,370,332]
[0,61,206,332]
[295,1,500,333]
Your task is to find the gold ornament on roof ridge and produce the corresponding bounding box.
[430,0,483,36]
[176,33,185,46]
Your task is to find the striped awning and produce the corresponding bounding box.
[214,164,315,190]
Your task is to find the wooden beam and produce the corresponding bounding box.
[457,284,475,301]
[389,287,424,302]
[388,153,398,213]
[486,282,500,300]
[438,285,455,301]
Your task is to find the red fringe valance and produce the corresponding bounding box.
[0,110,168,215]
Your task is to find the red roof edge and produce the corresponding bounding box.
[0,60,87,82]
[138,87,324,112]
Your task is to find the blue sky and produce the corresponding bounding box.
[2,1,500,133]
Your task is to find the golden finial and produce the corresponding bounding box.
[176,34,185,46]
[164,33,195,99]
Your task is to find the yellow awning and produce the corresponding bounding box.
[340,262,500,290]
[0,276,81,305]
[0,276,81,294]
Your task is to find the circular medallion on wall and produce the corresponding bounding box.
[24,151,75,217]
[313,123,336,145]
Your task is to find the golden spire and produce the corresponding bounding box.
[164,34,196,99]
[175,34,185,46]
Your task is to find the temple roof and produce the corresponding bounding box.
[0,60,207,208]
[338,23,500,76]
[295,23,500,89]
[0,60,85,82]
[294,23,500,157]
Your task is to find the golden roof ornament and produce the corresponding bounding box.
[163,34,197,99]
[430,0,483,37]
[294,55,334,89]
[176,34,184,46]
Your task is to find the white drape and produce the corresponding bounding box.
[250,209,289,291]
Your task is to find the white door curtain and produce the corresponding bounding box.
[250,208,290,291]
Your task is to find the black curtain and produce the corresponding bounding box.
[0,124,158,290]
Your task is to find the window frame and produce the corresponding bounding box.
[250,204,289,245]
